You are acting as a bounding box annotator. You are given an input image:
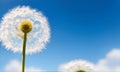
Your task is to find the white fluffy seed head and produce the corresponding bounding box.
[0,6,50,54]
[59,59,95,72]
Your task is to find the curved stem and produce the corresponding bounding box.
[22,33,27,72]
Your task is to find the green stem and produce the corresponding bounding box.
[22,33,27,72]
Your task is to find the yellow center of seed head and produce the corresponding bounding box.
[20,20,32,33]
[75,69,86,72]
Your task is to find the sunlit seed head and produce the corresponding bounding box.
[59,59,95,72]
[20,20,32,33]
[0,6,50,54]
[75,69,86,72]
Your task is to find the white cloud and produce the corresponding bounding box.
[25,67,44,72]
[5,48,120,72]
[4,59,45,72]
[96,48,120,71]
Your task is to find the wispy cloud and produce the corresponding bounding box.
[96,48,120,71]
[4,59,45,72]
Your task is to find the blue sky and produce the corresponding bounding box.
[0,0,120,71]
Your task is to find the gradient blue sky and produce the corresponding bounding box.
[0,0,120,71]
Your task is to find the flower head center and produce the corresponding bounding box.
[75,69,86,72]
[20,20,32,33]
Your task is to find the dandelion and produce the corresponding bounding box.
[59,59,95,72]
[0,6,50,54]
[0,6,50,72]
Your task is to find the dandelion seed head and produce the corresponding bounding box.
[0,6,50,54]
[59,59,95,72]
[75,69,86,72]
